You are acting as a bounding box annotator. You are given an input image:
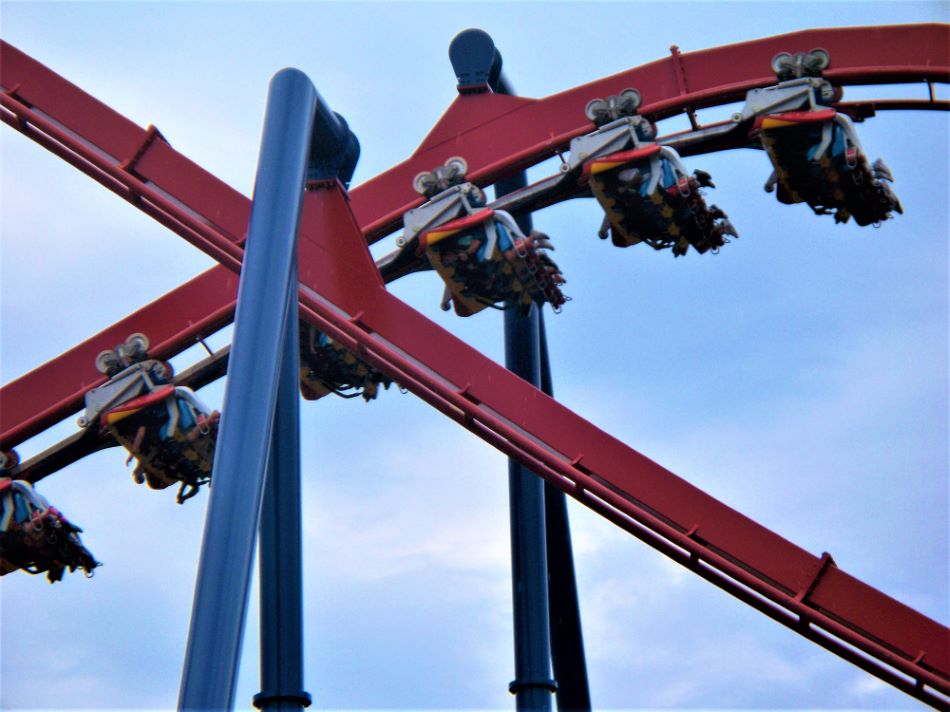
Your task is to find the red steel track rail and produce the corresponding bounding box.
[1,26,948,704]
[2,23,948,450]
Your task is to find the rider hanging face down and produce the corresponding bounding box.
[756,108,902,226]
[298,323,393,402]
[403,157,567,317]
[100,373,219,504]
[89,335,219,504]
[751,48,901,226]
[0,478,99,583]
[581,115,737,256]
[419,202,568,317]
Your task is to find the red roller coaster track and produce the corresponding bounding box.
[1,23,948,706]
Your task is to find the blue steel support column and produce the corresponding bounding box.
[503,302,555,711]
[252,275,311,712]
[252,69,359,712]
[452,28,556,711]
[451,28,590,712]
[538,311,591,712]
[496,146,555,712]
[178,69,317,712]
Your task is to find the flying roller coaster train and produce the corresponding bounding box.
[0,23,947,711]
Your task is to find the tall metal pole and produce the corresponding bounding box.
[539,311,591,712]
[179,69,317,712]
[496,146,556,712]
[253,275,311,712]
[450,28,590,712]
[503,301,556,711]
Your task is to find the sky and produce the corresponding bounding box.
[0,2,948,710]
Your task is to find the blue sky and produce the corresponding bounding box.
[1,2,947,710]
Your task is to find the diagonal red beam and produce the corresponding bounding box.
[1,31,948,702]
[2,23,948,449]
[192,177,950,700]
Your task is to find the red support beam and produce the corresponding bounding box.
[1,28,948,703]
[2,23,947,450]
[128,176,950,701]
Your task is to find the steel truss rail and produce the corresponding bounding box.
[1,25,949,705]
[2,23,948,451]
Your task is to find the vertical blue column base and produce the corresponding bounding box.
[509,679,559,694]
[252,690,313,710]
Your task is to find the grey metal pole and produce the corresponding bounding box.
[178,68,317,712]
[253,275,311,712]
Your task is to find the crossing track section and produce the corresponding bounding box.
[1,25,949,706]
[1,23,948,451]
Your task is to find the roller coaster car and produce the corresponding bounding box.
[418,208,567,317]
[0,478,99,583]
[584,144,737,256]
[572,90,736,257]
[99,383,219,503]
[299,324,392,401]
[756,108,902,226]
[84,335,219,504]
